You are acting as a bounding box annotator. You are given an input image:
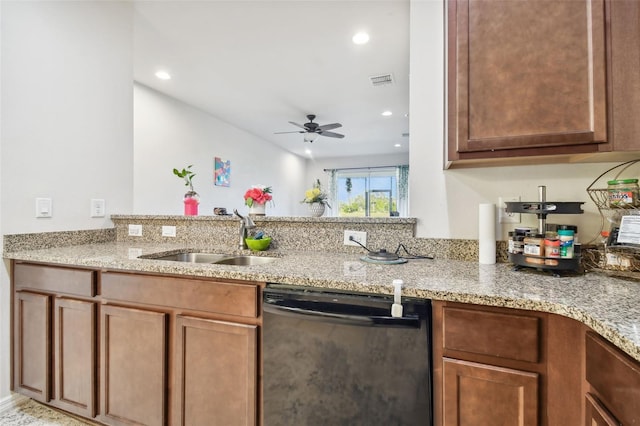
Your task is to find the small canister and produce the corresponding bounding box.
[513,235,525,254]
[558,229,575,258]
[523,233,544,256]
[544,238,560,258]
[608,179,639,208]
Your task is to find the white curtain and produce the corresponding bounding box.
[396,165,409,217]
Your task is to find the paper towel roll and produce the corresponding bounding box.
[479,203,496,265]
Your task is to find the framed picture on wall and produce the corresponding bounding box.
[214,157,231,187]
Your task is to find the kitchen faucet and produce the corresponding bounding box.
[233,209,255,249]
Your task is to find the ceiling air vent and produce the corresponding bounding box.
[369,73,394,87]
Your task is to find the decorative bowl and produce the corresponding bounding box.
[245,237,272,251]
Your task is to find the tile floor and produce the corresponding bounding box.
[0,399,96,426]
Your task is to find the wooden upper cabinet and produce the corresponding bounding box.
[609,0,640,151]
[448,0,609,162]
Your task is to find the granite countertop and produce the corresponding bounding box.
[5,241,640,362]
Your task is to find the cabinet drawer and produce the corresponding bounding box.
[14,263,95,297]
[442,307,540,363]
[101,272,259,318]
[586,332,640,425]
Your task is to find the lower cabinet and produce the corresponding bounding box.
[585,332,640,425]
[13,263,97,420]
[99,271,261,426]
[585,393,620,426]
[14,291,51,402]
[54,297,96,418]
[433,301,585,426]
[100,305,168,426]
[12,263,261,426]
[173,316,257,426]
[442,358,538,426]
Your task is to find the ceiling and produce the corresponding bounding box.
[133,0,410,159]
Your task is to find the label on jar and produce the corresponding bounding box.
[609,190,636,206]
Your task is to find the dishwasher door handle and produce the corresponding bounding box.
[263,301,421,328]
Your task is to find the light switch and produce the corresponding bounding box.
[35,198,52,218]
[91,199,105,217]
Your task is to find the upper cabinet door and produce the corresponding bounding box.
[448,0,608,160]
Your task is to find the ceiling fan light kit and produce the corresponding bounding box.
[275,114,345,142]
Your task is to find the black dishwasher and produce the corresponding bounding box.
[263,285,432,426]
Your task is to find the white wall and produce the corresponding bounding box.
[409,0,619,242]
[0,1,134,401]
[134,83,307,216]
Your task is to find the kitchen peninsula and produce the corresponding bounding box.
[4,216,640,425]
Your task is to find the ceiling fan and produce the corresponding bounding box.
[275,114,344,142]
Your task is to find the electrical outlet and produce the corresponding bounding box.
[90,199,105,217]
[499,196,521,224]
[162,225,176,237]
[344,230,367,246]
[128,224,142,236]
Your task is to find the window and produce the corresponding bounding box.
[329,166,408,217]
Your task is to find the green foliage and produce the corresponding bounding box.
[338,193,397,217]
[173,165,196,192]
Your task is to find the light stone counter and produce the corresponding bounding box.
[4,240,640,363]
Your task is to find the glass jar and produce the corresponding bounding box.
[544,238,560,258]
[558,229,574,259]
[523,233,544,256]
[607,179,639,208]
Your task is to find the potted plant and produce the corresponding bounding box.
[173,165,199,216]
[302,179,330,217]
[244,185,273,216]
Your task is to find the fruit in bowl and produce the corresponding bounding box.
[245,236,272,251]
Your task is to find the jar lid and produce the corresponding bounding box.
[558,229,574,236]
[558,224,578,232]
[607,178,639,185]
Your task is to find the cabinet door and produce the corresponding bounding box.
[609,0,640,151]
[173,316,257,426]
[448,0,608,160]
[585,393,620,426]
[13,291,51,402]
[443,358,538,426]
[53,298,96,418]
[100,305,168,426]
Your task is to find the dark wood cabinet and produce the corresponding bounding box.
[54,297,96,418]
[585,332,640,426]
[173,315,257,426]
[447,0,608,165]
[609,0,640,152]
[433,301,586,426]
[13,291,51,402]
[585,393,620,426]
[100,304,168,426]
[13,262,97,419]
[100,271,261,426]
[443,358,538,425]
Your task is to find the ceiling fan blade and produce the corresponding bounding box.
[319,130,345,139]
[274,130,304,134]
[288,121,308,130]
[317,123,342,131]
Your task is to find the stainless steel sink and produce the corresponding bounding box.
[140,251,276,266]
[150,252,230,263]
[214,256,276,266]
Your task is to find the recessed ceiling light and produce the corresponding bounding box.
[382,110,393,117]
[155,70,171,80]
[394,144,402,148]
[352,32,370,45]
[305,149,312,155]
